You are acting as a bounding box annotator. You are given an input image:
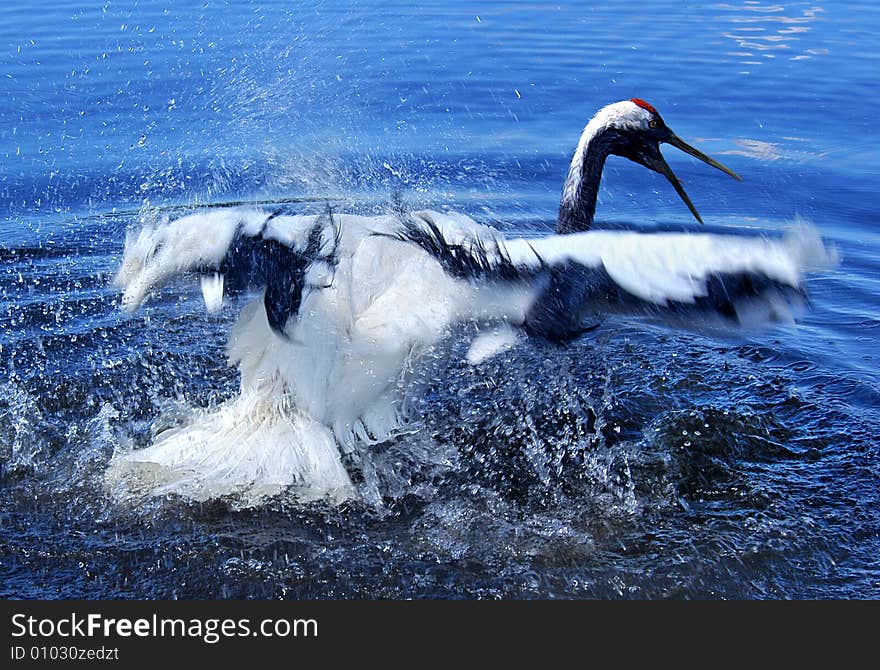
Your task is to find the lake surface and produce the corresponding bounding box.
[1,0,878,598]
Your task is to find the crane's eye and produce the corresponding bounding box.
[649,119,659,129]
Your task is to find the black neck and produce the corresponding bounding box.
[555,126,620,234]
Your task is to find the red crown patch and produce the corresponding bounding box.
[630,98,657,114]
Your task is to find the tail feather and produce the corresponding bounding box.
[377,211,541,282]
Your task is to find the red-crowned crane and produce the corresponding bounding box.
[108,99,833,506]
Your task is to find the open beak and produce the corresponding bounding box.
[641,133,742,224]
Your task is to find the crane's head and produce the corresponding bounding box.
[600,98,742,224]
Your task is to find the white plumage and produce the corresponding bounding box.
[107,207,832,506]
[106,99,836,507]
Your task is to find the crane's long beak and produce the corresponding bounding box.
[666,133,742,182]
[642,134,742,224]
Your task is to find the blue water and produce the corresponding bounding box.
[1,1,878,598]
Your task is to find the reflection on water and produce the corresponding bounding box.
[717,2,826,65]
[718,135,831,162]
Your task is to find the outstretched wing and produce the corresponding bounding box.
[389,213,836,342]
[115,206,340,335]
[116,206,835,349]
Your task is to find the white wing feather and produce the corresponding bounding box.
[109,207,834,506]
